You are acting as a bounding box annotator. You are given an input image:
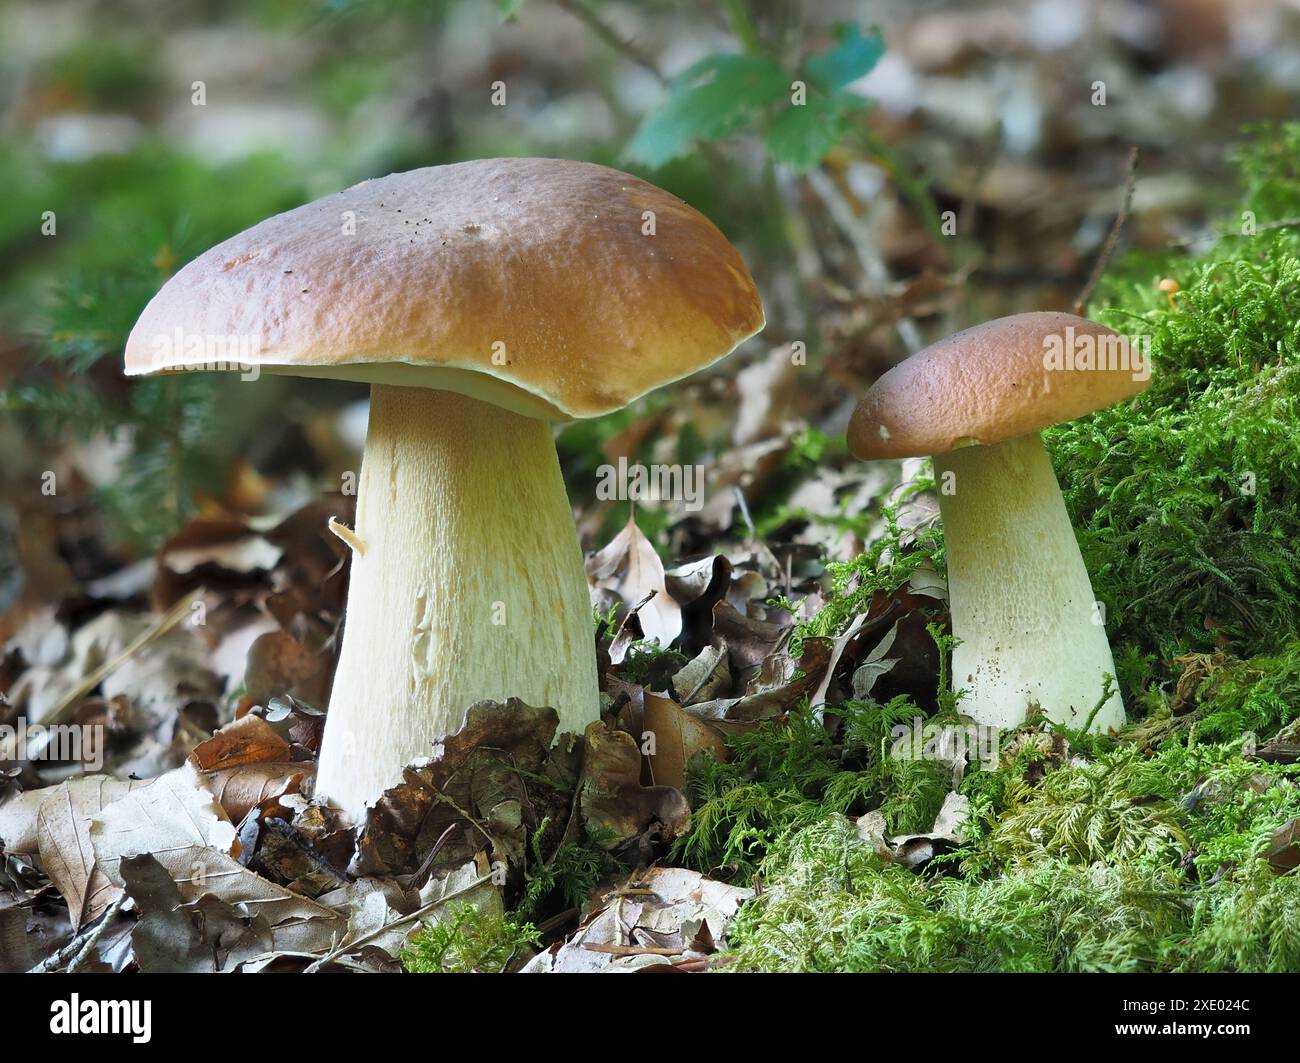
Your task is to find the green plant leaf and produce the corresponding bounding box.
[806,23,884,92]
[625,53,789,168]
[765,92,868,172]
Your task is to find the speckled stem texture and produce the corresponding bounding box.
[935,432,1125,733]
[315,384,599,816]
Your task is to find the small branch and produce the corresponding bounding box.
[31,589,205,743]
[305,872,495,972]
[1073,146,1140,315]
[552,0,666,84]
[29,896,124,973]
[721,0,762,54]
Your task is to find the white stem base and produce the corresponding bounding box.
[315,385,600,816]
[935,432,1125,733]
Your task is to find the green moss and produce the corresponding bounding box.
[517,817,623,918]
[720,124,1300,971]
[790,479,945,657]
[1048,124,1300,665]
[982,749,1187,868]
[401,903,541,974]
[725,816,1193,972]
[679,695,951,878]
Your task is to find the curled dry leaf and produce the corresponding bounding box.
[204,762,313,824]
[643,692,728,791]
[524,865,752,973]
[586,513,683,648]
[189,712,290,771]
[243,629,332,708]
[1267,817,1300,875]
[351,698,566,878]
[579,719,690,855]
[686,636,833,725]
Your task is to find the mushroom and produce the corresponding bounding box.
[125,158,764,815]
[847,312,1149,733]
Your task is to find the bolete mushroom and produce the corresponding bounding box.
[847,312,1149,733]
[125,158,764,815]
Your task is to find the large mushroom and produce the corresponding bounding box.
[847,312,1149,733]
[125,158,764,816]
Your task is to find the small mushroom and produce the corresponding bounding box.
[847,312,1150,733]
[126,158,764,815]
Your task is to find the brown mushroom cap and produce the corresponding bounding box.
[847,312,1150,460]
[124,158,764,420]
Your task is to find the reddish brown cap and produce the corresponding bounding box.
[124,158,764,421]
[848,312,1150,460]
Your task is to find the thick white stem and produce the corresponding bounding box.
[316,384,600,816]
[934,432,1125,733]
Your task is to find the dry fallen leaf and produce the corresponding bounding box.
[643,692,728,791]
[580,719,691,856]
[0,776,150,931]
[524,865,752,973]
[586,513,683,648]
[90,762,240,890]
[204,762,313,824]
[189,712,291,771]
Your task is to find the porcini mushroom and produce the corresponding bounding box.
[847,312,1149,733]
[125,158,764,815]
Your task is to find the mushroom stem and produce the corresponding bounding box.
[933,431,1124,733]
[316,384,600,815]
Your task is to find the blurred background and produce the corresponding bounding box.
[2,0,1299,770]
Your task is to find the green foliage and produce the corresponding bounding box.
[791,476,945,657]
[678,696,949,878]
[984,750,1187,868]
[1048,122,1300,665]
[625,23,882,172]
[401,903,541,973]
[2,145,313,548]
[517,817,622,917]
[1185,644,1300,742]
[1183,862,1300,972]
[726,816,1194,972]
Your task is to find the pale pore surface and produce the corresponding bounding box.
[314,384,599,815]
[934,432,1125,733]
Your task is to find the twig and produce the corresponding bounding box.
[1073,146,1140,315]
[805,168,924,353]
[29,896,124,973]
[395,822,458,891]
[67,896,125,972]
[26,589,206,756]
[304,872,495,972]
[552,0,666,84]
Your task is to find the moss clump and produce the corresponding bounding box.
[1048,123,1300,665]
[725,816,1194,973]
[679,694,952,879]
[711,128,1300,972]
[725,728,1300,971]
[401,903,541,974]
